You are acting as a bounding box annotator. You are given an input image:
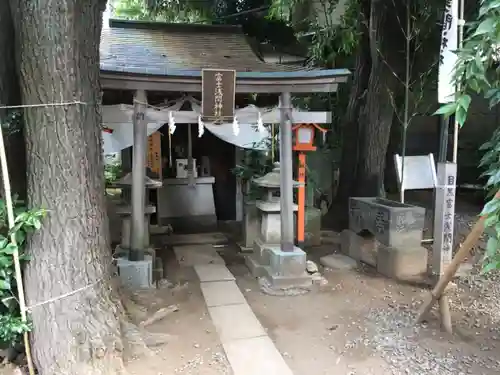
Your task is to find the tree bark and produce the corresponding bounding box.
[10,1,128,374]
[332,0,406,229]
[329,0,371,229]
[354,0,405,198]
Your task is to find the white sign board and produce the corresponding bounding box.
[438,0,459,103]
[432,162,457,275]
[394,154,438,191]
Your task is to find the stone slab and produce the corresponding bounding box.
[246,254,266,278]
[194,264,235,282]
[208,304,266,343]
[237,242,254,253]
[340,230,377,266]
[200,281,246,307]
[164,232,228,246]
[223,336,293,375]
[320,253,358,270]
[377,245,428,281]
[174,245,224,267]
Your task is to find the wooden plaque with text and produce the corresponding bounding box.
[147,131,162,179]
[201,68,236,123]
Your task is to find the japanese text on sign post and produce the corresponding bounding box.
[432,162,457,275]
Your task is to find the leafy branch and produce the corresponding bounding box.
[0,199,46,345]
[436,0,500,272]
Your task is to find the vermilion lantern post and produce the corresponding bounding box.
[292,123,327,247]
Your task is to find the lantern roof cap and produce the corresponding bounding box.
[114,172,163,188]
[253,162,300,188]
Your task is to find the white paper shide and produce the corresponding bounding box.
[438,0,459,103]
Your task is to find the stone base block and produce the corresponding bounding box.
[114,245,155,259]
[261,269,313,289]
[237,242,254,253]
[377,245,427,281]
[263,246,307,277]
[116,255,154,289]
[246,243,312,289]
[246,254,266,278]
[340,230,377,266]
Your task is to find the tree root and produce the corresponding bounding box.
[113,277,175,362]
[140,305,179,328]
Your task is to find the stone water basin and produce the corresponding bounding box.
[348,197,425,248]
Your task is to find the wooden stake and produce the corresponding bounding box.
[415,189,500,325]
[0,122,35,375]
[439,295,452,333]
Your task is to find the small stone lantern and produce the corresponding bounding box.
[114,172,162,250]
[245,162,311,288]
[246,162,313,288]
[252,162,300,245]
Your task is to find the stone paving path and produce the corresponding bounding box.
[173,244,294,375]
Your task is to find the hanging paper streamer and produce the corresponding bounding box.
[232,116,240,136]
[257,112,265,133]
[168,130,173,167]
[198,115,204,137]
[168,111,176,134]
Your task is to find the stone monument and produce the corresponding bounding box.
[114,172,162,288]
[246,163,311,288]
[341,197,428,281]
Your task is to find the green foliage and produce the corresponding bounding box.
[0,315,31,346]
[436,0,500,272]
[436,0,500,125]
[114,0,211,23]
[0,198,46,345]
[307,0,361,68]
[232,149,274,200]
[1,111,22,137]
[479,127,500,272]
[104,155,122,185]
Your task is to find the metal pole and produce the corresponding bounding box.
[130,90,147,261]
[279,92,295,252]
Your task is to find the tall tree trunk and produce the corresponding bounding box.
[0,1,26,199]
[354,0,405,197]
[328,0,370,229]
[10,1,127,374]
[332,0,406,229]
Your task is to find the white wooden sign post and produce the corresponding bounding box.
[394,154,438,200]
[432,162,457,276]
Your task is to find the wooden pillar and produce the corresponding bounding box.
[279,92,294,251]
[297,152,306,247]
[130,90,147,261]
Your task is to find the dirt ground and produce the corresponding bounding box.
[2,192,497,375]
[125,264,232,375]
[222,242,500,375]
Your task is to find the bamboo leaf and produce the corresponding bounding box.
[434,102,457,116]
[472,18,496,36]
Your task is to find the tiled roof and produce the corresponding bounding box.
[100,20,307,76]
